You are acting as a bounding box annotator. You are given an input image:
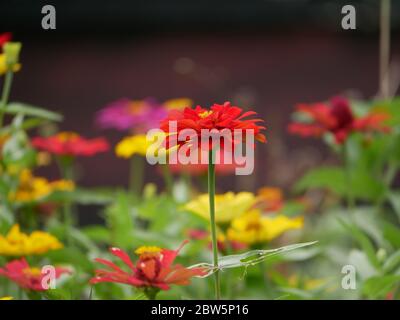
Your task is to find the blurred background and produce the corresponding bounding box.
[1,0,400,196]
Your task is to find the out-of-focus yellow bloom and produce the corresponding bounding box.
[183,192,257,224]
[163,98,193,110]
[115,134,149,158]
[288,275,327,290]
[0,224,63,256]
[36,151,52,166]
[8,169,74,203]
[227,209,303,245]
[0,297,13,300]
[0,54,21,75]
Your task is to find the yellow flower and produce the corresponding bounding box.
[8,169,74,203]
[115,133,174,159]
[163,98,192,110]
[0,297,13,300]
[227,209,304,245]
[288,275,327,290]
[115,134,150,158]
[0,54,21,75]
[0,224,63,256]
[183,192,257,224]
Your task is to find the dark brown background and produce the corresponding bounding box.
[1,0,400,199]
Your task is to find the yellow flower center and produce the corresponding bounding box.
[56,132,79,142]
[198,110,213,119]
[135,246,161,255]
[23,267,41,276]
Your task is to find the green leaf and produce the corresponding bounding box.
[49,187,117,205]
[105,191,135,249]
[47,247,93,273]
[294,167,346,195]
[362,275,400,299]
[81,225,110,244]
[42,288,71,300]
[294,166,385,201]
[388,192,400,222]
[383,222,400,249]
[383,250,400,273]
[339,219,381,270]
[5,102,62,121]
[194,241,318,276]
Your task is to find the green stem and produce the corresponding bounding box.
[208,149,221,300]
[129,156,144,197]
[58,156,75,246]
[343,141,355,210]
[0,71,14,128]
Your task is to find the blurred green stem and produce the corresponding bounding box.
[208,149,221,300]
[129,155,144,197]
[0,71,14,128]
[58,156,75,246]
[343,140,355,209]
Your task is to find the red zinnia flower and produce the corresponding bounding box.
[31,132,109,157]
[0,258,70,291]
[0,32,12,48]
[90,241,206,291]
[160,101,266,152]
[288,96,390,144]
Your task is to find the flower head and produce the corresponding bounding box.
[288,96,390,144]
[0,258,69,291]
[8,169,74,203]
[115,134,150,158]
[0,224,63,256]
[96,98,192,133]
[160,101,266,153]
[257,187,284,212]
[90,241,206,291]
[183,192,258,224]
[0,33,12,48]
[0,296,13,300]
[31,132,109,157]
[227,210,303,245]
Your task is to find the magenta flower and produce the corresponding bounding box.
[96,98,191,133]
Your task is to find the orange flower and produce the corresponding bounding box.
[257,187,284,212]
[90,241,206,292]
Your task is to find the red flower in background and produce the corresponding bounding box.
[90,241,206,291]
[31,132,109,157]
[0,32,12,48]
[288,96,390,144]
[160,101,266,152]
[0,258,69,291]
